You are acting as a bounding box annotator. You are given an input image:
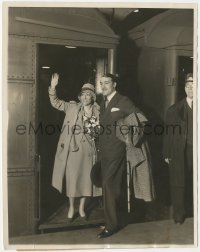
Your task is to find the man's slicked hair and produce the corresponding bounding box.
[102,73,117,83]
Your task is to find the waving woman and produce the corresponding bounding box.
[49,73,101,220]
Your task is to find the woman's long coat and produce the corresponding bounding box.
[48,87,100,193]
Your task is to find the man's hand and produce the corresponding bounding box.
[164,158,171,164]
[51,73,59,88]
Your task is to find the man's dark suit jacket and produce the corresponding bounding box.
[99,92,140,160]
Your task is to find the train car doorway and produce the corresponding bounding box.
[36,44,107,232]
[177,56,193,101]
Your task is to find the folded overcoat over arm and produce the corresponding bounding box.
[116,112,156,202]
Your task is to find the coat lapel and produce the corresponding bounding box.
[178,99,187,122]
[72,103,82,126]
[100,92,120,121]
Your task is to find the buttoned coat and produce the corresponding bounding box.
[163,98,189,187]
[48,87,100,193]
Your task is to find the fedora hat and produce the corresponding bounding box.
[185,73,193,83]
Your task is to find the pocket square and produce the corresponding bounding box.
[111,107,120,112]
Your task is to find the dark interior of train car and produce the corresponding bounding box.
[6,6,195,244]
[37,45,108,228]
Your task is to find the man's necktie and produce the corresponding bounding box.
[104,96,109,109]
[191,101,193,110]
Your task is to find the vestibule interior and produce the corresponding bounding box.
[37,44,107,223]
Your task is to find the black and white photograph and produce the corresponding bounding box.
[1,1,198,250]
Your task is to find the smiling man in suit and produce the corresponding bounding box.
[98,74,140,238]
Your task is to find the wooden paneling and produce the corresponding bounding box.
[8,173,36,237]
[8,36,35,79]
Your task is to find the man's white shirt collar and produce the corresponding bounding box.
[106,90,116,102]
[186,97,193,108]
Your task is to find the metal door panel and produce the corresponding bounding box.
[8,173,36,237]
[8,36,35,80]
[8,82,35,168]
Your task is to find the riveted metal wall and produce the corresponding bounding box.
[7,35,37,237]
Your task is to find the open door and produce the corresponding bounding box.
[36,44,107,232]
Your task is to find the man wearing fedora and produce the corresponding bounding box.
[164,73,194,224]
[97,74,141,238]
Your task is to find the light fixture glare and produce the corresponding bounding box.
[42,66,50,69]
[65,45,77,49]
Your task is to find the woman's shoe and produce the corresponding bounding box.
[67,214,76,223]
[79,212,88,221]
[67,209,75,222]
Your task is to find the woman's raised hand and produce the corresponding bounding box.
[51,73,59,88]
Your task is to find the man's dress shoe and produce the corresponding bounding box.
[98,228,115,239]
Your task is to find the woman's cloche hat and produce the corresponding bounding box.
[79,83,96,101]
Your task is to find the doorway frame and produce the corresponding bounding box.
[34,40,116,229]
[175,50,193,102]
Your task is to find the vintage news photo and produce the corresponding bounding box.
[2,1,198,250]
